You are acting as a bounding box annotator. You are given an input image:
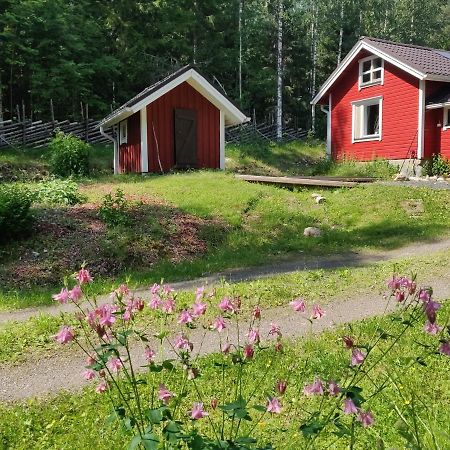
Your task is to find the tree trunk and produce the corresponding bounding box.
[337,1,344,65]
[276,0,283,141]
[310,3,317,133]
[238,0,243,103]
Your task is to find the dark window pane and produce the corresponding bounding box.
[363,61,371,72]
[362,73,371,83]
[373,69,382,80]
[366,104,380,135]
[373,58,382,69]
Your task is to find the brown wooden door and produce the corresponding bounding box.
[174,109,197,168]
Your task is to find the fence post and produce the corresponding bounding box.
[85,103,89,143]
[22,101,26,147]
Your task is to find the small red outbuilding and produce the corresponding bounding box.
[99,66,249,174]
[312,37,450,165]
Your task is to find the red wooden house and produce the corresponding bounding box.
[312,37,450,166]
[99,66,249,174]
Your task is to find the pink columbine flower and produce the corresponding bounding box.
[343,336,354,348]
[174,334,193,352]
[178,309,194,325]
[252,306,261,319]
[222,342,231,354]
[266,397,282,414]
[55,326,75,344]
[83,369,96,380]
[162,298,175,314]
[328,380,341,396]
[69,285,83,302]
[276,380,287,395]
[247,328,260,344]
[52,288,70,304]
[144,346,156,362]
[269,322,281,337]
[387,276,401,290]
[150,283,160,294]
[243,344,254,360]
[351,348,366,366]
[95,379,108,394]
[148,295,162,310]
[311,304,325,320]
[98,304,117,328]
[419,288,432,302]
[343,398,358,414]
[107,357,123,373]
[192,301,207,317]
[212,316,227,332]
[395,291,405,302]
[158,384,174,404]
[195,286,205,301]
[76,268,93,284]
[191,402,208,420]
[85,354,96,365]
[219,297,236,313]
[162,284,174,294]
[115,284,130,297]
[423,300,441,323]
[439,341,450,356]
[290,298,306,312]
[424,321,442,335]
[304,378,324,396]
[357,410,374,427]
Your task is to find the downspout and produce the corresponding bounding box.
[320,99,331,159]
[100,125,119,174]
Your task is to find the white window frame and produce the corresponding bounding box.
[119,120,128,145]
[352,96,383,143]
[443,106,450,131]
[358,55,384,89]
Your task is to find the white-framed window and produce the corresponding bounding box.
[359,56,384,89]
[443,106,450,130]
[119,120,128,144]
[352,96,383,142]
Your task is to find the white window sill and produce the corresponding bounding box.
[359,81,382,90]
[353,135,381,143]
[443,125,450,131]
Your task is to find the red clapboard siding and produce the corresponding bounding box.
[119,111,141,173]
[146,81,220,172]
[441,123,450,159]
[331,56,420,161]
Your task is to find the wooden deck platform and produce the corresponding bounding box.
[235,174,376,188]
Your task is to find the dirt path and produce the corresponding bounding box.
[1,237,450,326]
[1,273,449,403]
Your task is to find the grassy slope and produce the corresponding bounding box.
[1,171,449,310]
[1,298,449,449]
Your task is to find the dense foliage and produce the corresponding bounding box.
[0,0,449,134]
[422,154,450,177]
[48,132,90,177]
[31,178,86,206]
[0,184,33,242]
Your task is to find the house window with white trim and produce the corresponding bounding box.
[352,97,382,141]
[359,56,383,88]
[444,107,450,130]
[119,120,128,144]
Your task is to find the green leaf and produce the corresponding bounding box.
[236,436,257,444]
[146,408,164,424]
[141,433,159,450]
[252,405,267,412]
[128,435,142,450]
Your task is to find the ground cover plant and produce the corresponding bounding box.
[1,269,449,449]
[0,170,448,309]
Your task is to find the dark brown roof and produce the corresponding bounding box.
[426,86,450,106]
[362,37,450,78]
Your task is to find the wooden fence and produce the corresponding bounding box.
[0,119,110,149]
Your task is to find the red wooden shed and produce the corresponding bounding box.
[312,37,450,167]
[99,66,249,174]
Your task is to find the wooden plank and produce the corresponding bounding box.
[235,174,359,188]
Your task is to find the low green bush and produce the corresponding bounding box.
[99,189,131,227]
[31,178,86,206]
[48,131,90,177]
[422,154,450,177]
[0,184,34,242]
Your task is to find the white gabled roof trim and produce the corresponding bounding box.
[102,68,250,129]
[311,40,426,105]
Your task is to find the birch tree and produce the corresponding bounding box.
[276,0,283,141]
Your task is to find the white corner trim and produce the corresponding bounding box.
[219,110,225,169]
[327,94,332,156]
[417,80,425,159]
[140,107,148,173]
[312,40,425,105]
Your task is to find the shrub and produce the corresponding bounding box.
[422,154,450,177]
[48,131,90,177]
[31,178,86,206]
[0,184,34,242]
[99,189,130,227]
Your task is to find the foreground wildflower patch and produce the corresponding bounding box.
[53,269,449,448]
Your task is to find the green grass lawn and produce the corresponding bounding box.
[1,296,449,449]
[0,170,449,310]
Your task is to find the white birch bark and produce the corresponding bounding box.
[276,0,283,141]
[337,1,344,65]
[310,2,317,133]
[238,0,243,103]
